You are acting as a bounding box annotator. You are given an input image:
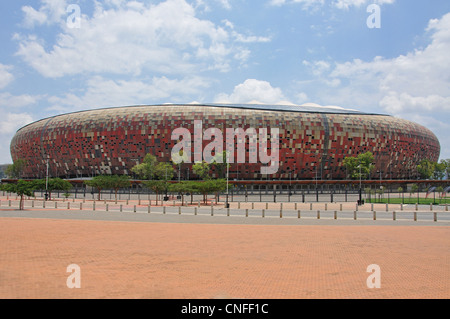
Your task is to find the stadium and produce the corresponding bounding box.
[10,103,440,180]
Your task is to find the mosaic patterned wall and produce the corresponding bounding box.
[10,104,440,180]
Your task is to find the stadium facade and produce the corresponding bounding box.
[10,103,440,180]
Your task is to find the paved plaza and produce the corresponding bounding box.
[0,195,449,299]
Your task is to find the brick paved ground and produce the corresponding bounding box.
[0,216,448,299]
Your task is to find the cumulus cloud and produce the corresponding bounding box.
[269,0,394,10]
[214,79,286,104]
[0,64,14,89]
[47,75,211,112]
[16,0,269,78]
[0,112,34,135]
[22,0,68,28]
[299,12,450,158]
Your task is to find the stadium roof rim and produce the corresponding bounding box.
[15,103,389,132]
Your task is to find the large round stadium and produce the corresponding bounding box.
[10,103,440,180]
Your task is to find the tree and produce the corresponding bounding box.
[436,186,444,203]
[343,152,374,180]
[168,181,192,206]
[131,154,158,180]
[0,180,36,210]
[434,161,446,180]
[211,151,230,179]
[410,184,418,201]
[442,159,450,179]
[109,175,131,202]
[34,178,72,200]
[143,180,166,206]
[5,159,27,179]
[85,175,111,201]
[192,161,211,180]
[417,159,435,179]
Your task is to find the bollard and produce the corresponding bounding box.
[106,204,109,212]
[355,204,358,211]
[354,211,357,220]
[83,198,85,203]
[227,208,230,217]
[252,202,254,209]
[139,199,141,206]
[414,211,417,221]
[280,203,283,211]
[55,202,57,209]
[211,206,214,216]
[393,211,396,221]
[179,206,181,215]
[262,209,265,218]
[280,209,282,218]
[43,201,45,208]
[298,210,301,219]
[163,206,166,214]
[325,203,327,211]
[32,201,34,208]
[126,199,129,205]
[67,202,70,210]
[317,210,320,219]
[173,201,176,207]
[386,203,388,212]
[373,211,376,221]
[340,203,342,211]
[93,202,96,211]
[295,203,297,210]
[371,203,374,211]
[238,202,241,209]
[198,201,200,208]
[266,202,268,209]
[134,205,136,213]
[334,211,337,220]
[401,204,403,211]
[434,212,437,222]
[80,202,83,210]
[195,207,197,215]
[120,204,122,212]
[310,203,313,210]
[430,203,433,211]
[445,203,448,211]
[246,209,248,217]
[148,205,151,214]
[415,203,418,211]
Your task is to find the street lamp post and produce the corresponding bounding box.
[225,153,229,208]
[45,157,49,201]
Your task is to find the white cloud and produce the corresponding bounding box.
[269,0,394,10]
[22,0,68,28]
[0,93,42,108]
[0,112,34,135]
[0,64,14,89]
[214,79,286,104]
[298,12,450,159]
[47,75,212,112]
[16,0,269,78]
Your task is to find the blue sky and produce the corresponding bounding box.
[0,0,449,164]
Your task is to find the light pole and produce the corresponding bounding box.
[358,162,362,205]
[45,156,49,201]
[225,153,229,208]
